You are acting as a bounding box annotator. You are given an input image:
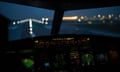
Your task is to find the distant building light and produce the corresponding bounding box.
[80,16,84,20]
[108,14,112,19]
[63,16,78,20]
[101,16,105,20]
[98,14,101,18]
[88,21,92,24]
[13,21,16,25]
[41,21,44,24]
[93,16,97,19]
[78,19,81,22]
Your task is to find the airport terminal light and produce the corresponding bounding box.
[108,14,112,19]
[42,17,45,21]
[62,16,78,20]
[98,14,101,18]
[80,16,84,20]
[77,19,81,22]
[45,18,49,21]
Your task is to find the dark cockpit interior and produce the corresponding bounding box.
[0,0,120,72]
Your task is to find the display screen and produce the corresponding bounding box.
[0,2,54,41]
[81,52,94,66]
[96,53,108,64]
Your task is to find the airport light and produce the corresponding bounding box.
[42,17,45,21]
[13,21,16,25]
[108,14,112,19]
[29,31,33,35]
[45,22,48,24]
[63,16,78,20]
[98,14,101,18]
[45,18,49,21]
[78,19,81,22]
[80,16,84,20]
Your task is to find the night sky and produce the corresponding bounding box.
[0,1,120,20]
[0,1,54,20]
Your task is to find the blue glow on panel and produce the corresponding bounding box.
[44,62,50,67]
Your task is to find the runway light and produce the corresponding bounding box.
[45,22,48,24]
[29,31,33,34]
[29,28,32,31]
[13,21,16,25]
[41,21,44,24]
[45,18,48,21]
[42,18,45,21]
[63,16,78,20]
[17,21,20,24]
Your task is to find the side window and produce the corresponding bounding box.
[60,6,120,37]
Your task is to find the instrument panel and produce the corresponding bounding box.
[1,34,120,72]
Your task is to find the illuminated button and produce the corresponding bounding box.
[44,62,50,67]
[87,37,90,40]
[45,22,48,24]
[35,40,39,43]
[82,53,94,66]
[22,59,34,68]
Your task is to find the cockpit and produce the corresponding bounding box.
[0,0,120,72]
